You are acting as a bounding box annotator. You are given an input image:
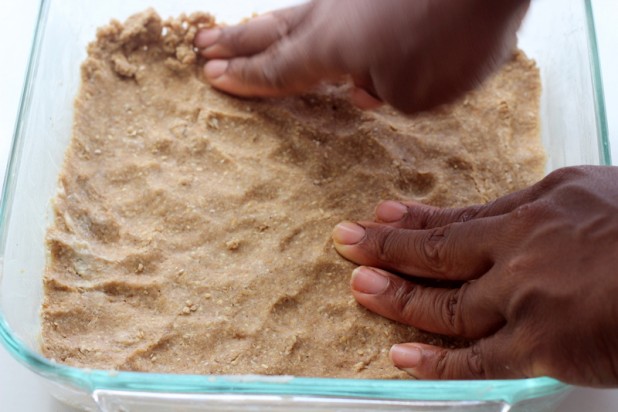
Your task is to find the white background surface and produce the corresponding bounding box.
[1,0,618,411]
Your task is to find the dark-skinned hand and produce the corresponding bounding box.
[194,0,529,113]
[194,0,618,388]
[332,166,618,387]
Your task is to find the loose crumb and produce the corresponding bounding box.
[225,239,241,251]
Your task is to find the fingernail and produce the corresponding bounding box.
[332,221,365,245]
[390,344,422,369]
[349,87,383,110]
[376,201,407,223]
[194,28,221,48]
[351,267,389,294]
[205,60,228,80]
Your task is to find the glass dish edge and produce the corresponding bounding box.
[585,0,611,164]
[0,0,610,405]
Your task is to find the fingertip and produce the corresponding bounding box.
[204,59,229,80]
[332,221,365,246]
[351,266,389,295]
[203,56,297,97]
[199,44,229,59]
[203,59,260,96]
[375,200,408,223]
[390,343,423,371]
[349,87,383,110]
[194,28,221,49]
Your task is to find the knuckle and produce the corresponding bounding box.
[468,344,487,378]
[436,345,486,380]
[505,283,545,322]
[502,254,532,278]
[417,207,441,228]
[447,205,484,225]
[374,228,407,264]
[391,283,421,321]
[418,226,451,274]
[455,205,484,222]
[511,199,554,224]
[434,350,450,379]
[539,166,586,189]
[412,205,481,229]
[404,204,437,229]
[443,286,467,336]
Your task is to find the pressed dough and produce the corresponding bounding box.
[41,9,545,378]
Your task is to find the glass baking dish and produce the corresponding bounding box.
[0,0,609,410]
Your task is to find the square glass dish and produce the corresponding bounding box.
[0,0,609,410]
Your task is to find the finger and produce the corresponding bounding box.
[389,336,528,380]
[375,200,485,229]
[351,266,504,339]
[349,87,383,110]
[349,74,383,109]
[374,183,545,230]
[196,5,310,59]
[203,28,337,97]
[331,219,499,280]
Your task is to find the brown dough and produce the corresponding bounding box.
[41,9,544,378]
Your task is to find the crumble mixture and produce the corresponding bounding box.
[41,9,544,378]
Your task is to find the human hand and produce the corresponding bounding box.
[331,166,618,387]
[194,0,529,113]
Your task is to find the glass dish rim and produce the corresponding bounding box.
[0,315,569,403]
[0,0,609,404]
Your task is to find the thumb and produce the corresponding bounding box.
[389,335,529,380]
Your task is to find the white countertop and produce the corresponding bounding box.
[1,1,618,410]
